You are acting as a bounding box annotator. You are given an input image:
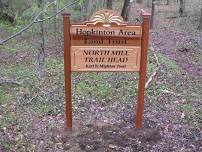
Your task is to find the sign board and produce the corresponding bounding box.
[71,46,141,71]
[70,10,142,72]
[63,9,150,129]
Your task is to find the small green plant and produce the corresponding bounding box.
[77,80,112,101]
[0,86,13,106]
[0,86,5,104]
[32,103,54,116]
[2,140,13,151]
[0,111,17,128]
[179,103,192,112]
[45,58,64,70]
[158,53,182,74]
[196,110,202,121]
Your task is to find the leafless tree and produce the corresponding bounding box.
[37,0,45,79]
[147,0,151,7]
[179,0,185,17]
[121,0,131,21]
[52,0,57,42]
[150,0,156,29]
[0,1,79,45]
[198,1,202,30]
[0,0,2,9]
[166,0,170,5]
[83,0,89,21]
[136,0,143,3]
[107,0,112,9]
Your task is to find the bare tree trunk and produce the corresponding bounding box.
[103,0,105,7]
[166,0,170,5]
[80,4,84,22]
[136,0,143,4]
[90,0,97,16]
[52,0,57,43]
[150,0,156,29]
[0,0,2,9]
[83,0,89,21]
[179,0,185,17]
[37,0,45,79]
[107,0,112,9]
[147,0,151,7]
[121,0,131,21]
[198,8,202,30]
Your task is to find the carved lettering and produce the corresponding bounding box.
[108,38,127,44]
[119,29,136,36]
[111,50,128,55]
[107,57,128,63]
[85,57,105,63]
[85,39,103,44]
[75,29,137,37]
[83,50,110,55]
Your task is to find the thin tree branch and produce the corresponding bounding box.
[0,79,21,86]
[37,0,79,22]
[145,46,160,89]
[0,0,79,45]
[161,89,182,96]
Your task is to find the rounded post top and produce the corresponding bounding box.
[141,9,151,18]
[62,12,71,17]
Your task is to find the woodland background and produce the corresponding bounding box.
[0,0,201,151]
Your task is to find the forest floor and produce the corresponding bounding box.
[0,2,202,152]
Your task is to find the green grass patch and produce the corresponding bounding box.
[0,86,8,105]
[0,111,17,128]
[0,39,35,55]
[158,53,182,74]
[75,72,138,102]
[0,87,12,105]
[45,58,64,71]
[179,104,192,112]
[31,103,55,116]
[178,103,201,124]
[1,140,13,151]
[147,62,156,74]
[0,20,13,31]
[0,18,27,33]
[195,110,202,121]
[77,81,112,101]
[1,61,37,81]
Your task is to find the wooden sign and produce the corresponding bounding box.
[71,46,141,72]
[71,10,142,72]
[63,9,150,129]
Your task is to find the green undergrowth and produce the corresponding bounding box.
[71,71,138,102]
[45,58,64,73]
[0,85,19,129]
[0,49,201,128]
[0,53,165,119]
[146,51,201,125]
[0,111,17,128]
[178,102,202,125]
[0,86,11,105]
[0,86,17,106]
[158,52,182,74]
[77,80,112,100]
[0,41,35,55]
[0,18,29,34]
[1,61,37,82]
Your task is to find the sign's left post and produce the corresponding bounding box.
[63,13,72,130]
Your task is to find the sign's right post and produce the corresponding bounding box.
[136,11,151,128]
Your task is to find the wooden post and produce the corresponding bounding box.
[63,13,72,130]
[136,11,150,128]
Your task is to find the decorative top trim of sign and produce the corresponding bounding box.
[89,9,127,26]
